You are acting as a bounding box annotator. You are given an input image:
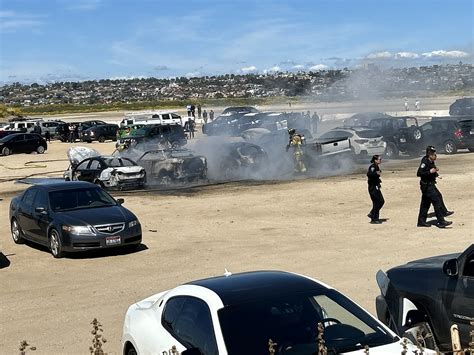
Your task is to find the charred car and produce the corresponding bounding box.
[375,244,474,351]
[64,147,145,190]
[134,148,207,185]
[217,141,269,180]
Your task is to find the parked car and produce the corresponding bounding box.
[9,182,142,258]
[375,244,474,351]
[133,148,207,185]
[0,133,47,156]
[56,121,81,142]
[38,120,65,138]
[122,270,435,355]
[318,127,386,158]
[81,124,119,143]
[343,112,393,127]
[64,153,146,190]
[1,119,42,133]
[0,129,24,139]
[420,118,474,154]
[117,124,187,150]
[202,107,260,136]
[449,97,474,116]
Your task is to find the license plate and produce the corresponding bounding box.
[106,236,121,245]
[400,138,406,143]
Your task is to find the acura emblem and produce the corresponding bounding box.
[108,226,113,232]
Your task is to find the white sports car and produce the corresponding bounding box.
[122,271,435,355]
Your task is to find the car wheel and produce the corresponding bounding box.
[11,218,25,244]
[37,145,45,154]
[404,321,437,351]
[412,128,422,141]
[125,344,137,355]
[49,229,64,258]
[385,143,399,159]
[469,147,474,152]
[2,147,11,156]
[98,136,105,143]
[443,140,457,154]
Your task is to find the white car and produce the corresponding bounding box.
[122,271,435,355]
[319,128,386,158]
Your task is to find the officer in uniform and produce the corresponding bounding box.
[286,128,307,173]
[417,146,453,228]
[367,155,384,224]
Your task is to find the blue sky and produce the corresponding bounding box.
[0,0,473,83]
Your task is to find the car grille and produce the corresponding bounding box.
[94,223,125,234]
[73,242,101,248]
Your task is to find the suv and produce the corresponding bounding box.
[420,117,474,153]
[449,97,474,116]
[81,124,119,143]
[365,116,424,158]
[202,107,260,136]
[117,124,186,149]
[56,120,107,142]
[38,120,65,138]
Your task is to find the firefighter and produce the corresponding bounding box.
[286,128,307,173]
[417,146,453,228]
[367,155,384,224]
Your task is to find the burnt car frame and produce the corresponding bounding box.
[64,156,146,190]
[375,244,474,351]
[9,182,142,258]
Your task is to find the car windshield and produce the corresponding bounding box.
[218,289,396,355]
[49,187,117,212]
[104,158,136,167]
[356,130,381,138]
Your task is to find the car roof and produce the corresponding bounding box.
[28,181,96,192]
[186,270,327,306]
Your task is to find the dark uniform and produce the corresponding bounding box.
[416,155,450,226]
[367,163,384,222]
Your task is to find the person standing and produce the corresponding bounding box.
[33,122,42,135]
[202,109,208,124]
[209,109,215,122]
[186,104,192,117]
[404,99,409,111]
[197,104,202,119]
[191,104,196,118]
[188,117,195,139]
[417,146,453,228]
[311,111,320,134]
[367,155,384,224]
[44,130,51,142]
[415,99,420,111]
[286,128,307,174]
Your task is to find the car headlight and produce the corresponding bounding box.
[128,220,139,228]
[90,132,95,136]
[62,225,92,235]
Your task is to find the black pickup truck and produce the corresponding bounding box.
[375,244,474,351]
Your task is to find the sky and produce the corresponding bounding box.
[0,0,473,84]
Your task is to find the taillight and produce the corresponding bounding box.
[355,139,368,144]
[454,129,463,138]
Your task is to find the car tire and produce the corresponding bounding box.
[37,145,45,154]
[411,127,423,141]
[385,143,399,159]
[11,218,25,244]
[469,148,474,152]
[49,229,64,258]
[403,321,437,351]
[443,140,457,154]
[2,147,11,156]
[98,136,105,143]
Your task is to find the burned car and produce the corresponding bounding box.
[375,244,474,351]
[133,148,207,185]
[64,147,146,190]
[217,141,269,180]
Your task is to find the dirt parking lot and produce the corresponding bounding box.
[0,126,473,354]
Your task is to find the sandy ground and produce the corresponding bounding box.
[0,105,473,354]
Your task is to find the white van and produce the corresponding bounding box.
[120,111,183,127]
[2,119,43,133]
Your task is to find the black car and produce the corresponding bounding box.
[56,120,107,142]
[420,118,474,153]
[0,133,47,156]
[81,124,119,143]
[117,124,186,149]
[64,156,146,190]
[449,97,474,116]
[9,182,142,258]
[343,112,393,127]
[375,244,474,351]
[221,106,259,115]
[202,107,260,135]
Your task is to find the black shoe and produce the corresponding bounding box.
[417,222,431,227]
[445,211,454,217]
[436,220,453,228]
[367,213,373,219]
[370,220,382,224]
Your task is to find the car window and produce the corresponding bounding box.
[421,123,432,132]
[162,114,171,120]
[162,297,186,330]
[164,297,218,355]
[76,160,89,170]
[356,130,381,139]
[49,187,116,211]
[463,254,474,277]
[89,160,102,170]
[34,190,49,208]
[171,113,181,119]
[23,189,38,206]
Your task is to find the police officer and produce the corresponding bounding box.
[417,146,453,228]
[367,155,384,224]
[286,128,307,173]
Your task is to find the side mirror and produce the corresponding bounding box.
[116,198,124,205]
[181,348,202,355]
[35,207,47,214]
[404,309,428,328]
[443,259,459,277]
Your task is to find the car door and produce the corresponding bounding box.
[29,189,51,243]
[449,248,474,345]
[17,188,40,241]
[161,296,219,355]
[74,158,96,182]
[24,134,37,153]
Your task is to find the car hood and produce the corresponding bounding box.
[57,206,134,226]
[391,252,461,271]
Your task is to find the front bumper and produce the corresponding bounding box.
[60,225,142,252]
